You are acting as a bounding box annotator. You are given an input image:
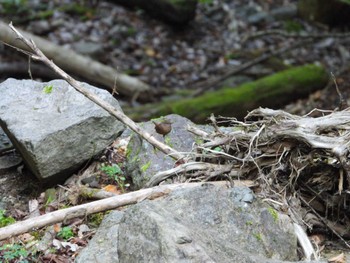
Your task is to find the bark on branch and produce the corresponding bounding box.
[0,182,230,241]
[5,22,184,161]
[0,20,153,101]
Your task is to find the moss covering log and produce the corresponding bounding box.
[127,64,329,123]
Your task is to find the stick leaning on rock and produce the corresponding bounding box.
[5,22,184,162]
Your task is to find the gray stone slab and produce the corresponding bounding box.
[0,78,124,183]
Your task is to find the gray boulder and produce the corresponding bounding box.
[76,185,299,262]
[125,114,207,189]
[75,211,124,262]
[0,78,124,183]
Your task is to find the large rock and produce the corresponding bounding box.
[76,185,300,262]
[75,210,124,262]
[125,114,210,189]
[0,79,124,183]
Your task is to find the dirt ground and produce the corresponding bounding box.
[1,0,350,261]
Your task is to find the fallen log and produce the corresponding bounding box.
[0,182,230,241]
[112,0,198,25]
[0,21,153,101]
[126,64,329,122]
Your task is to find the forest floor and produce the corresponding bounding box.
[1,0,350,113]
[1,0,350,261]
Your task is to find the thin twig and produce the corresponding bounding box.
[7,22,184,162]
[244,29,350,41]
[331,72,348,111]
[299,195,350,249]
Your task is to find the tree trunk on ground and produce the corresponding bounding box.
[126,64,329,122]
[0,21,153,101]
[112,0,198,25]
[298,0,350,27]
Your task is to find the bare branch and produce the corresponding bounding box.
[0,182,230,241]
[7,23,185,161]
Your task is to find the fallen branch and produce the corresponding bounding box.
[145,162,235,187]
[0,182,229,241]
[6,22,184,161]
[0,20,153,101]
[0,62,59,79]
[244,29,350,41]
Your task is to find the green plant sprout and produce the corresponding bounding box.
[42,85,53,94]
[254,233,263,242]
[267,207,278,222]
[141,161,151,172]
[0,243,29,262]
[57,226,74,240]
[164,136,173,147]
[88,212,106,228]
[100,164,129,192]
[213,146,223,152]
[100,163,121,176]
[0,210,15,227]
[245,220,253,226]
[0,0,28,15]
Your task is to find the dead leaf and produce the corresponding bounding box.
[103,184,121,194]
[53,223,61,233]
[42,253,71,263]
[145,47,156,57]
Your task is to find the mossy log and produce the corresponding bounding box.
[127,64,329,123]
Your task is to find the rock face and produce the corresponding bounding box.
[76,184,299,263]
[0,79,124,183]
[125,114,210,189]
[75,211,124,262]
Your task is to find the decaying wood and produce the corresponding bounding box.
[0,62,59,79]
[299,195,350,248]
[126,63,329,122]
[171,107,350,247]
[145,162,235,187]
[0,21,153,101]
[79,186,117,199]
[0,182,229,241]
[6,23,184,162]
